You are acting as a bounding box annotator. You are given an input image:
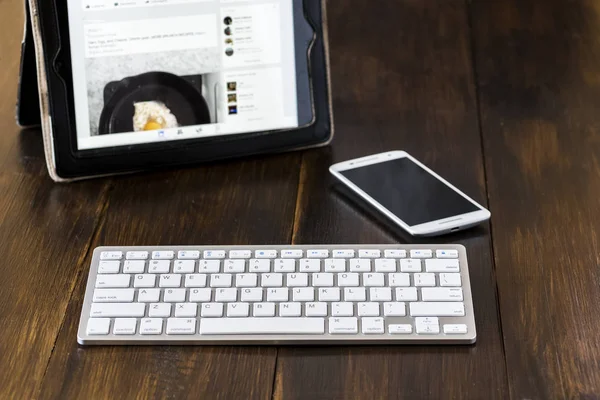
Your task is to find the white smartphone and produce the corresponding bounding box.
[329,151,491,237]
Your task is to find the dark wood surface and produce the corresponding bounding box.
[1,0,599,399]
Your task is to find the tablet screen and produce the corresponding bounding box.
[66,0,312,150]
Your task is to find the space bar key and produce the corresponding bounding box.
[199,318,325,335]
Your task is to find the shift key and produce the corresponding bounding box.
[90,303,145,317]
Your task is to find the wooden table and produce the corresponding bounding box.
[2,0,600,398]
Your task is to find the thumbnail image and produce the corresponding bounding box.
[224,27,232,36]
[228,105,238,115]
[228,94,237,103]
[225,38,234,46]
[227,82,237,91]
[225,48,234,57]
[224,16,232,25]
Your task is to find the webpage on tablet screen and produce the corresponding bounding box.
[67,0,300,150]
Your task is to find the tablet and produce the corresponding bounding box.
[31,0,332,180]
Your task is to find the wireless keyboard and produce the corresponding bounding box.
[77,245,476,345]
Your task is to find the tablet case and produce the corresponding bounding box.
[18,0,334,182]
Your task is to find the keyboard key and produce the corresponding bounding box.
[358,249,381,258]
[349,259,371,272]
[174,260,195,273]
[177,250,200,259]
[93,289,135,303]
[410,302,465,317]
[199,260,221,273]
[189,288,212,302]
[90,303,145,317]
[400,259,421,272]
[313,273,334,287]
[200,318,325,335]
[286,273,308,287]
[421,288,464,302]
[396,287,418,301]
[123,260,145,274]
[236,273,258,287]
[138,289,160,302]
[152,251,174,260]
[140,318,163,335]
[410,250,433,258]
[331,302,354,316]
[361,317,384,334]
[383,302,406,316]
[149,260,170,273]
[249,259,271,272]
[224,259,246,273]
[414,273,436,287]
[293,287,314,301]
[159,274,182,288]
[149,303,171,317]
[279,302,302,317]
[255,250,277,259]
[274,259,295,272]
[384,250,407,258]
[95,275,130,288]
[163,289,186,303]
[415,317,440,334]
[204,250,226,259]
[389,273,410,287]
[134,274,156,288]
[358,302,379,317]
[100,251,122,260]
[126,251,148,260]
[227,303,250,317]
[253,302,275,317]
[87,318,110,335]
[98,261,120,274]
[333,249,355,258]
[425,259,460,273]
[374,259,395,272]
[305,302,328,316]
[370,287,392,301]
[262,273,283,287]
[299,259,321,272]
[281,249,303,258]
[174,303,197,317]
[185,274,207,288]
[201,303,224,317]
[439,273,462,287]
[307,249,329,258]
[229,250,252,259]
[241,288,263,302]
[338,273,360,287]
[363,273,385,287]
[318,287,340,301]
[389,324,413,334]
[324,259,346,272]
[329,317,358,334]
[210,274,233,288]
[436,249,459,259]
[113,318,137,335]
[215,288,237,302]
[444,324,468,334]
[344,287,366,301]
[167,318,196,335]
[267,288,289,302]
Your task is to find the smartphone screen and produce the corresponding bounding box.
[339,157,480,227]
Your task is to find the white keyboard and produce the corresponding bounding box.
[77,245,476,345]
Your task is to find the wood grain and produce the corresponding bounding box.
[38,156,302,399]
[274,1,508,399]
[472,0,600,398]
[0,0,112,398]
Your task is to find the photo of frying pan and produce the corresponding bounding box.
[98,72,212,135]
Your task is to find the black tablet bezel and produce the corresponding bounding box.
[38,0,332,179]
